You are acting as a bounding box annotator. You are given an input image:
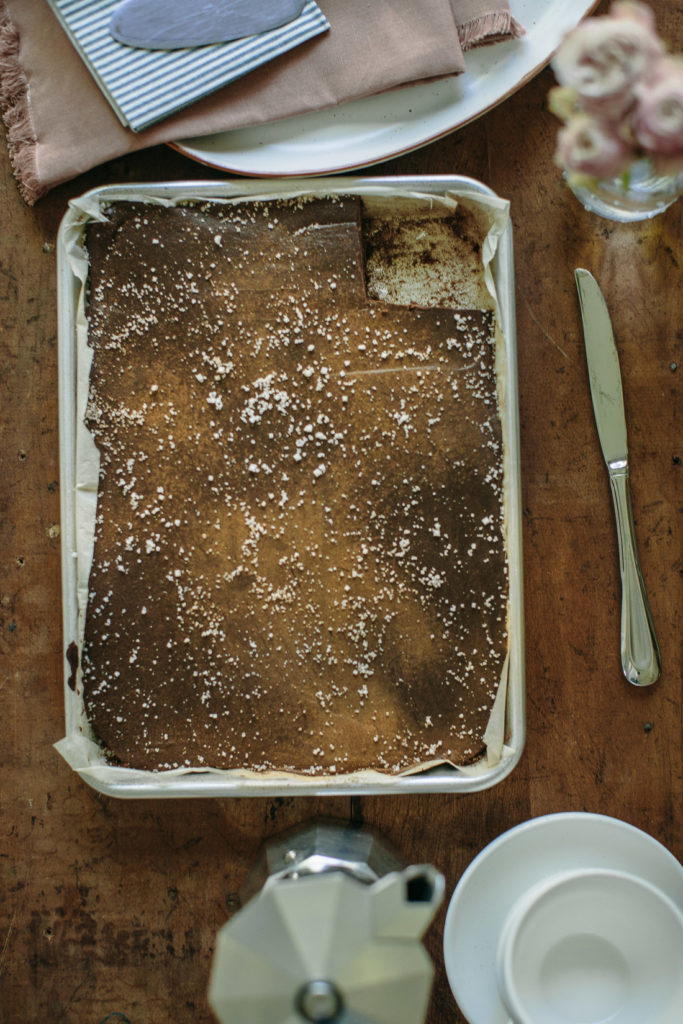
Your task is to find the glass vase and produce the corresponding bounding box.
[567,158,683,223]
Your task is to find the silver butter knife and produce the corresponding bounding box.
[110,0,306,50]
[575,268,661,687]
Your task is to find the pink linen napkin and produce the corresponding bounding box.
[0,0,523,204]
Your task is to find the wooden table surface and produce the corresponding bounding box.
[2,2,680,1021]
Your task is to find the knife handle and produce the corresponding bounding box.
[608,464,661,686]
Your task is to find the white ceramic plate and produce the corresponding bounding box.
[442,813,683,1024]
[172,0,599,177]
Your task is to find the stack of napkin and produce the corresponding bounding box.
[0,0,524,203]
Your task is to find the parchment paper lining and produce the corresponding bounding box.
[55,182,514,788]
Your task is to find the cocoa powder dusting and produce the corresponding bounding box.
[81,196,508,775]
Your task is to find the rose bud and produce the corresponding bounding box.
[634,56,683,165]
[552,3,663,121]
[555,114,636,179]
[610,0,657,32]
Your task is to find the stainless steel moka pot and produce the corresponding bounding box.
[208,820,445,1024]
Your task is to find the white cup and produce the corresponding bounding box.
[496,868,683,1024]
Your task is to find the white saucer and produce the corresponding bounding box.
[443,813,683,1024]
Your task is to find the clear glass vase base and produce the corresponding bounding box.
[567,165,682,223]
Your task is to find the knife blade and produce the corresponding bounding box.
[109,0,306,50]
[575,268,660,686]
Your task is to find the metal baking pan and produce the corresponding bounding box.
[56,175,524,797]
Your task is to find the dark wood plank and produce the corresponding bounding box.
[1,2,680,1020]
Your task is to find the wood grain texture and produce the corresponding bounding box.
[1,1,680,1020]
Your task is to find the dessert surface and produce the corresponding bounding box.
[82,195,507,773]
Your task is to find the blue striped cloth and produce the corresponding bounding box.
[47,0,329,132]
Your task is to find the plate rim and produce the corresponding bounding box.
[171,0,601,177]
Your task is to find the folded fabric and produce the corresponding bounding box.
[0,0,524,204]
[452,0,524,48]
[46,0,331,132]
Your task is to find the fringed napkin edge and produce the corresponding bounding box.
[458,9,525,50]
[0,2,44,205]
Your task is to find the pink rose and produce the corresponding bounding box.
[555,115,636,179]
[552,2,663,120]
[610,1,657,32]
[633,56,683,163]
